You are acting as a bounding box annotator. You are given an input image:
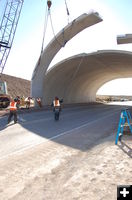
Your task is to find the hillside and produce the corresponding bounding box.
[0,74,31,98]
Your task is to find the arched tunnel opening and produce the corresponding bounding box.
[96,78,132,103]
[42,50,132,105]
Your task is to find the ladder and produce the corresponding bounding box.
[115,109,132,144]
[0,0,24,74]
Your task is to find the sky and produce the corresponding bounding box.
[0,0,132,95]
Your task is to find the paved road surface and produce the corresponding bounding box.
[0,103,124,159]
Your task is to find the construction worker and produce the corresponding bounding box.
[15,96,21,108]
[25,97,31,109]
[7,98,19,124]
[51,96,62,111]
[36,97,42,107]
[51,97,63,120]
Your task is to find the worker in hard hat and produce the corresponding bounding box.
[7,98,19,124]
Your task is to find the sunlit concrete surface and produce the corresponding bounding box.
[44,50,132,104]
[108,100,132,106]
[31,12,103,105]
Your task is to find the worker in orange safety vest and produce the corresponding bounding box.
[7,98,19,124]
[51,96,63,112]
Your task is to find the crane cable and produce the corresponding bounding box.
[41,0,71,52]
[49,11,67,48]
[48,0,70,48]
[39,0,70,62]
[37,1,51,67]
[64,0,70,23]
[41,3,50,55]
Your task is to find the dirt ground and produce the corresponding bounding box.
[0,129,132,200]
[0,74,30,98]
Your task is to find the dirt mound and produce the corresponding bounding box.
[0,74,30,98]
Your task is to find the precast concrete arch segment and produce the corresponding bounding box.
[31,12,103,104]
[43,50,132,104]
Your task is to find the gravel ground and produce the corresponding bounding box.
[0,125,132,200]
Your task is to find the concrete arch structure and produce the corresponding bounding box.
[31,12,132,105]
[43,50,132,104]
[31,12,103,105]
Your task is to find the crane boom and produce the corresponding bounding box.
[0,0,24,74]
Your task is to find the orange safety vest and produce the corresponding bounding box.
[10,101,17,111]
[53,99,60,107]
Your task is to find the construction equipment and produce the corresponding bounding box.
[115,109,132,144]
[0,0,24,108]
[0,0,24,74]
[0,81,10,108]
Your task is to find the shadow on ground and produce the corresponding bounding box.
[1,103,132,153]
[118,138,132,158]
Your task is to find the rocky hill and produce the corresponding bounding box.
[0,74,31,98]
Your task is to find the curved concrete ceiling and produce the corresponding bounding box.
[43,50,132,104]
[31,12,103,104]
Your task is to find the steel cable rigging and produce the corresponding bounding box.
[40,0,71,56]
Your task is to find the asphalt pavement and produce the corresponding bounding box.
[0,103,126,159]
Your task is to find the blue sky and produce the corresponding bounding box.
[0,0,132,95]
